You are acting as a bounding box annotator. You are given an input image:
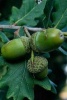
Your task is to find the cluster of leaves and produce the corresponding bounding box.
[0,0,67,100]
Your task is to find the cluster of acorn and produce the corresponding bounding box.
[1,28,64,79]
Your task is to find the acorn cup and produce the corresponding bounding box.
[30,28,64,52]
[27,53,48,80]
[1,36,30,60]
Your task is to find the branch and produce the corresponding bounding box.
[0,25,43,31]
[0,25,67,38]
[0,25,20,29]
[24,26,44,31]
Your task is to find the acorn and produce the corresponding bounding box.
[27,56,48,79]
[1,36,30,60]
[30,28,64,52]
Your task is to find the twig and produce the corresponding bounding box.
[24,26,44,31]
[0,25,43,31]
[0,25,20,29]
[23,27,31,38]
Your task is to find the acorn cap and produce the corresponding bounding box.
[30,33,39,52]
[27,56,48,73]
[20,36,30,53]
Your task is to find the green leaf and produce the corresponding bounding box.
[44,0,54,28]
[52,0,67,29]
[49,80,57,94]
[0,57,34,100]
[0,31,9,43]
[35,53,50,59]
[0,65,8,79]
[34,77,51,90]
[0,56,52,100]
[19,27,26,36]
[0,32,9,54]
[10,0,47,26]
[43,53,50,58]
[0,20,10,25]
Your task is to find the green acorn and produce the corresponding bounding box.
[1,36,30,60]
[27,56,48,79]
[30,28,64,52]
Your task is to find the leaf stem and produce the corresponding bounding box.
[31,50,34,64]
